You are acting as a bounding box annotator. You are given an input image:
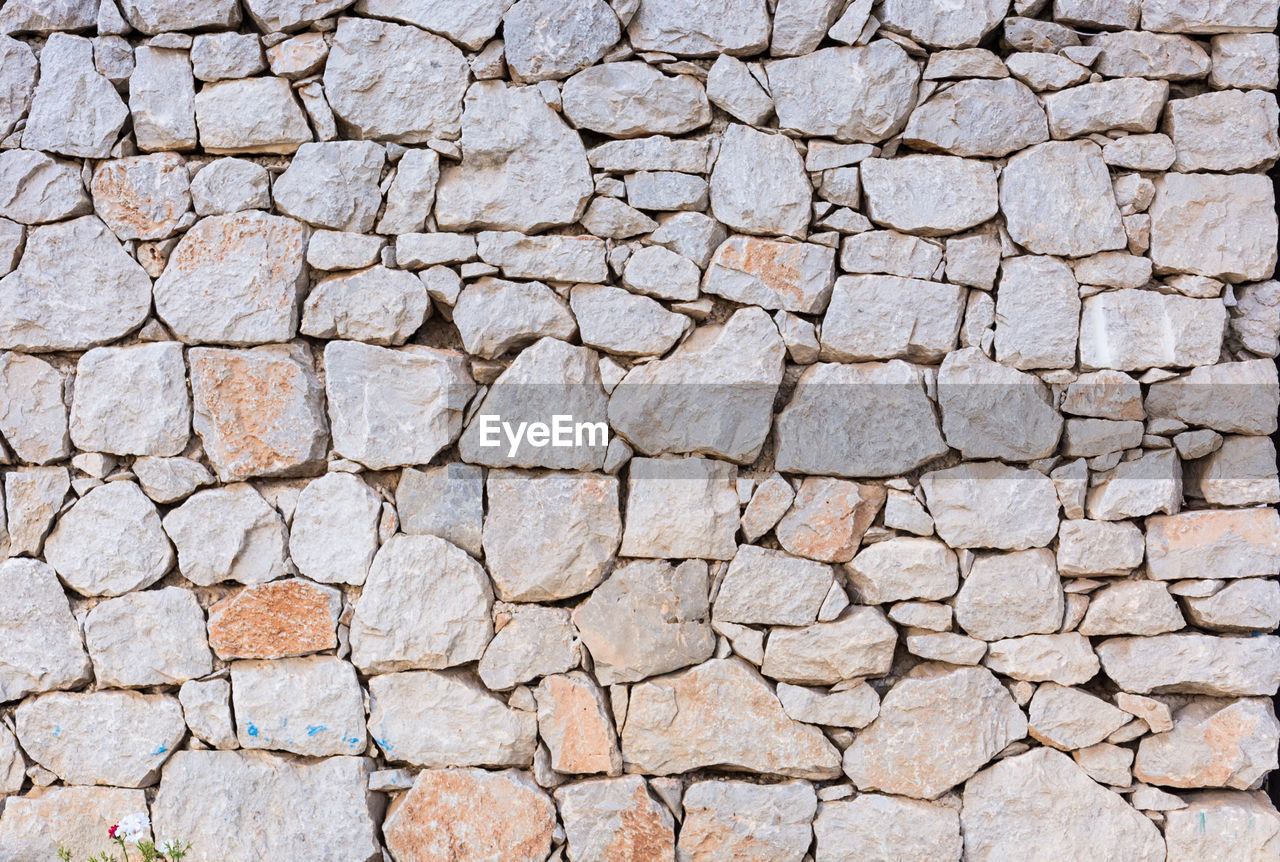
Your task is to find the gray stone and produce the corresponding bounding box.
[1148,172,1276,283]
[814,794,962,862]
[571,283,690,357]
[302,266,428,346]
[377,148,439,234]
[453,277,577,359]
[119,0,240,32]
[879,0,1009,47]
[681,780,817,861]
[760,606,897,685]
[955,549,1065,640]
[994,255,1081,369]
[842,230,944,279]
[622,244,702,300]
[242,0,351,30]
[45,482,173,597]
[626,0,770,56]
[1167,89,1280,173]
[178,679,235,750]
[845,537,958,604]
[0,558,91,703]
[22,34,127,159]
[922,461,1061,550]
[819,275,967,362]
[476,230,608,282]
[1142,0,1277,34]
[70,342,189,457]
[710,124,810,238]
[289,472,382,586]
[353,0,509,50]
[0,36,36,140]
[190,33,264,81]
[563,61,708,137]
[396,464,484,557]
[194,77,312,154]
[1000,141,1127,257]
[479,605,580,691]
[1080,289,1224,370]
[273,141,385,232]
[232,657,366,757]
[1086,448,1183,520]
[4,467,67,556]
[0,352,69,464]
[132,457,214,504]
[619,457,739,560]
[713,545,836,626]
[504,0,619,82]
[91,153,192,242]
[707,54,774,124]
[0,150,90,225]
[1097,634,1280,696]
[938,347,1063,460]
[1042,78,1169,138]
[1146,359,1278,436]
[860,155,998,236]
[557,777,675,858]
[190,158,271,215]
[903,77,1049,157]
[130,47,197,152]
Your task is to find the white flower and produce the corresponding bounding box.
[116,812,150,844]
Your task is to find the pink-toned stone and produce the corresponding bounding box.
[1146,508,1280,581]
[775,477,887,563]
[206,578,342,660]
[555,776,677,862]
[90,152,191,240]
[534,671,621,776]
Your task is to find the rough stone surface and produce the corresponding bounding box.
[44,481,173,597]
[163,483,287,586]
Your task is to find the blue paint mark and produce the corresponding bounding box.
[53,726,61,736]
[377,737,394,752]
[306,725,326,737]
[153,745,168,756]
[345,736,362,747]
[245,723,259,737]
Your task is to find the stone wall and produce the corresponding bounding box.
[0,0,1278,859]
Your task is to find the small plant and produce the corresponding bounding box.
[55,814,191,862]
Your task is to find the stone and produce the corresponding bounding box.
[453,278,577,359]
[760,606,897,685]
[1210,33,1280,89]
[563,62,708,137]
[1097,634,1280,696]
[622,658,842,778]
[436,81,593,231]
[1103,133,1177,170]
[22,34,127,158]
[457,338,609,470]
[367,669,536,767]
[385,768,555,862]
[844,537,958,604]
[376,148,439,234]
[609,307,784,463]
[707,54,774,125]
[325,341,474,469]
[938,347,1063,460]
[983,633,1101,685]
[302,266,428,346]
[860,155,997,236]
[190,32,265,82]
[163,484,286,587]
[351,535,492,674]
[273,141,385,233]
[589,136,711,174]
[503,0,619,82]
[16,690,184,787]
[194,77,312,154]
[84,587,211,688]
[1142,0,1277,33]
[622,244,702,299]
[152,751,382,862]
[155,212,309,345]
[1042,79,1168,138]
[1163,791,1280,861]
[483,470,620,602]
[922,461,1060,550]
[820,275,966,363]
[190,158,271,216]
[680,780,816,861]
[1166,90,1279,172]
[571,283,690,357]
[69,343,189,457]
[395,233,477,268]
[581,197,659,239]
[353,0,508,50]
[189,344,328,481]
[776,478,886,565]
[903,77,1049,157]
[1063,370,1145,420]
[703,236,836,313]
[740,473,795,541]
[0,36,36,140]
[0,786,152,862]
[1085,449,1182,520]
[477,231,607,283]
[1027,683,1130,750]
[573,559,715,684]
[556,776,675,860]
[396,464,483,556]
[0,150,90,225]
[767,43,919,143]
[994,255,1081,369]
[534,671,620,775]
[956,549,1064,641]
[1135,697,1279,790]
[0,216,151,352]
[1189,435,1280,506]
[132,457,213,504]
[814,794,962,862]
[626,0,769,56]
[1229,279,1280,356]
[775,361,949,478]
[1146,359,1279,435]
[5,467,68,556]
[619,457,738,559]
[0,352,69,464]
[91,154,191,242]
[627,170,710,211]
[288,473,380,586]
[961,748,1165,862]
[44,482,172,597]
[178,678,235,750]
[879,0,1007,47]
[1148,172,1276,283]
[479,605,580,691]
[1080,289,1224,371]
[232,657,365,757]
[1000,141,1127,257]
[208,578,341,661]
[118,0,240,32]
[1077,579,1187,636]
[0,559,91,702]
[129,47,197,152]
[713,545,835,626]
[1056,519,1145,576]
[844,664,1027,799]
[710,124,810,238]
[1186,579,1280,632]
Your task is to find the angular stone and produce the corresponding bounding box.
[189,344,328,481]
[707,54,774,124]
[1146,359,1278,436]
[0,216,151,351]
[622,244,701,300]
[0,786,151,862]
[453,277,577,359]
[0,352,68,464]
[844,537,958,604]
[938,347,1063,460]
[503,0,619,82]
[303,266,428,346]
[556,776,675,860]
[710,124,810,238]
[622,658,842,778]
[1189,434,1280,506]
[983,633,1101,685]
[0,36,35,141]
[703,236,836,314]
[16,690,184,787]
[1028,683,1130,750]
[155,212,309,345]
[436,81,593,231]
[626,0,770,56]
[1000,141,1127,257]
[842,230,942,280]
[194,77,312,154]
[740,473,795,542]
[477,231,607,283]
[922,461,1060,550]
[775,361,948,478]
[534,671,620,775]
[619,457,738,559]
[574,559,715,685]
[350,535,492,674]
[190,158,271,215]
[1142,0,1277,33]
[1149,172,1276,282]
[961,748,1165,862]
[680,780,816,862]
[760,605,897,685]
[0,150,90,225]
[152,751,382,862]
[1057,519,1145,576]
[1098,634,1280,696]
[84,587,211,688]
[1164,790,1280,861]
[879,0,1007,47]
[563,61,708,137]
[995,255,1081,369]
[385,768,555,862]
[4,467,66,556]
[845,664,1027,799]
[396,464,484,557]
[1042,78,1168,138]
[570,283,690,357]
[479,605,580,691]
[1210,32,1280,89]
[814,794,962,862]
[190,32,265,82]
[92,153,192,243]
[177,679,235,750]
[325,341,474,469]
[44,482,172,597]
[22,34,126,159]
[232,656,365,757]
[367,669,536,767]
[118,0,240,32]
[0,559,90,702]
[163,483,286,587]
[820,275,964,363]
[1079,289,1224,370]
[1185,579,1280,632]
[1134,697,1279,790]
[70,342,189,457]
[354,0,508,50]
[767,43,920,143]
[129,46,197,152]
[1078,581,1185,637]
[861,155,997,236]
[288,473,381,586]
[273,141,384,232]
[1085,449,1182,520]
[1166,90,1279,172]
[208,577,341,661]
[956,549,1064,641]
[773,477,885,563]
[713,545,835,626]
[626,170,709,211]
[904,77,1049,157]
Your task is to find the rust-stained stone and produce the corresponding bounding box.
[383,768,555,862]
[702,235,836,313]
[774,476,887,563]
[207,577,342,660]
[556,776,676,862]
[90,152,192,241]
[1145,508,1280,581]
[534,671,621,776]
[189,342,329,482]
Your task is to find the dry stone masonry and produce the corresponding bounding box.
[0,0,1276,859]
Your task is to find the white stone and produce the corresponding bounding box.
[453,277,577,358]
[903,77,1049,157]
[195,77,312,154]
[84,587,211,688]
[710,124,810,238]
[232,657,366,757]
[820,275,964,363]
[1097,633,1280,696]
[563,62,709,137]
[956,549,1065,641]
[844,537,958,604]
[814,794,962,862]
[619,457,739,559]
[922,461,1060,550]
[70,343,189,457]
[504,0,620,82]
[861,155,997,236]
[129,46,197,152]
[1079,289,1225,370]
[44,482,172,597]
[570,283,690,357]
[626,0,770,56]
[714,545,836,626]
[703,236,836,313]
[995,255,1081,369]
[681,780,817,861]
[0,558,91,703]
[937,347,1063,460]
[273,141,385,232]
[302,266,428,346]
[396,463,484,557]
[0,352,69,464]
[0,149,90,225]
[163,483,286,587]
[1148,172,1276,283]
[289,473,382,586]
[1000,140,1127,257]
[22,33,127,159]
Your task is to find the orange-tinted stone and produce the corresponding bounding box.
[534,671,620,775]
[775,477,886,563]
[207,577,341,660]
